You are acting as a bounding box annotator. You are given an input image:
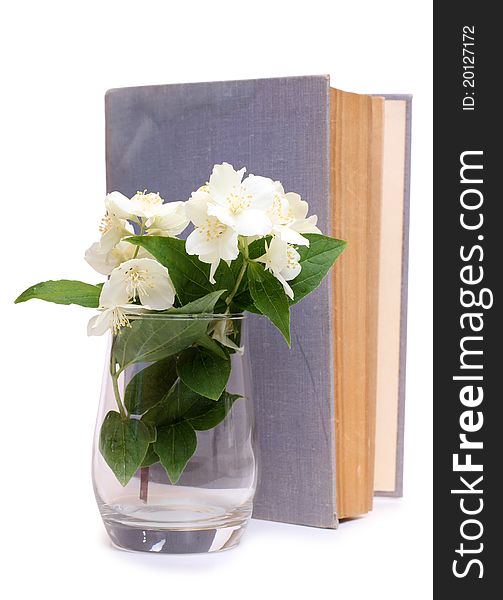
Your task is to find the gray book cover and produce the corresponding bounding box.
[105,75,410,528]
[105,75,336,528]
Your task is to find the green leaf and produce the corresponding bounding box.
[125,236,237,310]
[143,379,240,431]
[289,234,347,305]
[126,236,210,303]
[177,347,231,401]
[124,237,224,304]
[143,379,202,427]
[99,411,151,486]
[169,290,226,315]
[247,237,270,259]
[113,291,226,371]
[112,319,205,371]
[212,262,236,305]
[247,261,291,345]
[143,379,238,426]
[143,421,157,443]
[154,420,197,484]
[124,357,178,415]
[232,289,262,314]
[195,335,228,359]
[15,280,102,308]
[186,392,242,431]
[141,445,159,467]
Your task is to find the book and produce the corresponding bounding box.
[373,96,411,499]
[105,75,411,528]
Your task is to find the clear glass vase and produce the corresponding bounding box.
[92,313,256,554]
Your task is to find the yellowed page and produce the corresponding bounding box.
[331,89,382,517]
[374,100,407,492]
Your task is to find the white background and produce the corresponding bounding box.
[0,1,432,598]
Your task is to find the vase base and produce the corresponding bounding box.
[104,521,247,554]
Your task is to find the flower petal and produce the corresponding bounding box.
[195,251,221,284]
[276,225,310,247]
[105,191,136,219]
[274,181,286,196]
[209,261,219,285]
[87,309,113,336]
[242,175,275,210]
[231,209,272,236]
[129,191,164,218]
[266,236,290,270]
[217,228,239,261]
[99,266,130,307]
[85,242,118,276]
[186,190,212,227]
[99,216,134,252]
[286,192,309,221]
[206,202,236,229]
[138,265,176,310]
[268,193,291,227]
[212,320,244,354]
[209,162,245,205]
[275,272,295,300]
[291,214,321,235]
[115,258,175,310]
[140,279,175,309]
[281,262,302,282]
[86,240,143,276]
[186,227,218,257]
[148,201,189,237]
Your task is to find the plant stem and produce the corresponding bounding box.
[140,467,150,503]
[109,352,128,419]
[111,373,127,420]
[225,239,249,306]
[225,261,247,306]
[132,219,146,258]
[112,364,148,503]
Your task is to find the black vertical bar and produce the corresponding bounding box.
[435,3,500,596]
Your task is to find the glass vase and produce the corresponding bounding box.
[92,313,256,554]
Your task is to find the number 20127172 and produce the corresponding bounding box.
[462,25,475,111]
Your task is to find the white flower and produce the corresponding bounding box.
[88,306,134,336]
[185,189,239,284]
[210,319,244,355]
[86,193,187,275]
[85,240,151,276]
[87,258,176,336]
[101,258,176,309]
[146,201,189,237]
[97,212,134,252]
[256,237,302,300]
[105,190,165,220]
[105,190,189,235]
[285,189,321,236]
[268,182,321,246]
[206,163,275,236]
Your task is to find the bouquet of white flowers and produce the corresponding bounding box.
[16,162,346,487]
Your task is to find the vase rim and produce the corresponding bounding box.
[124,311,246,321]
